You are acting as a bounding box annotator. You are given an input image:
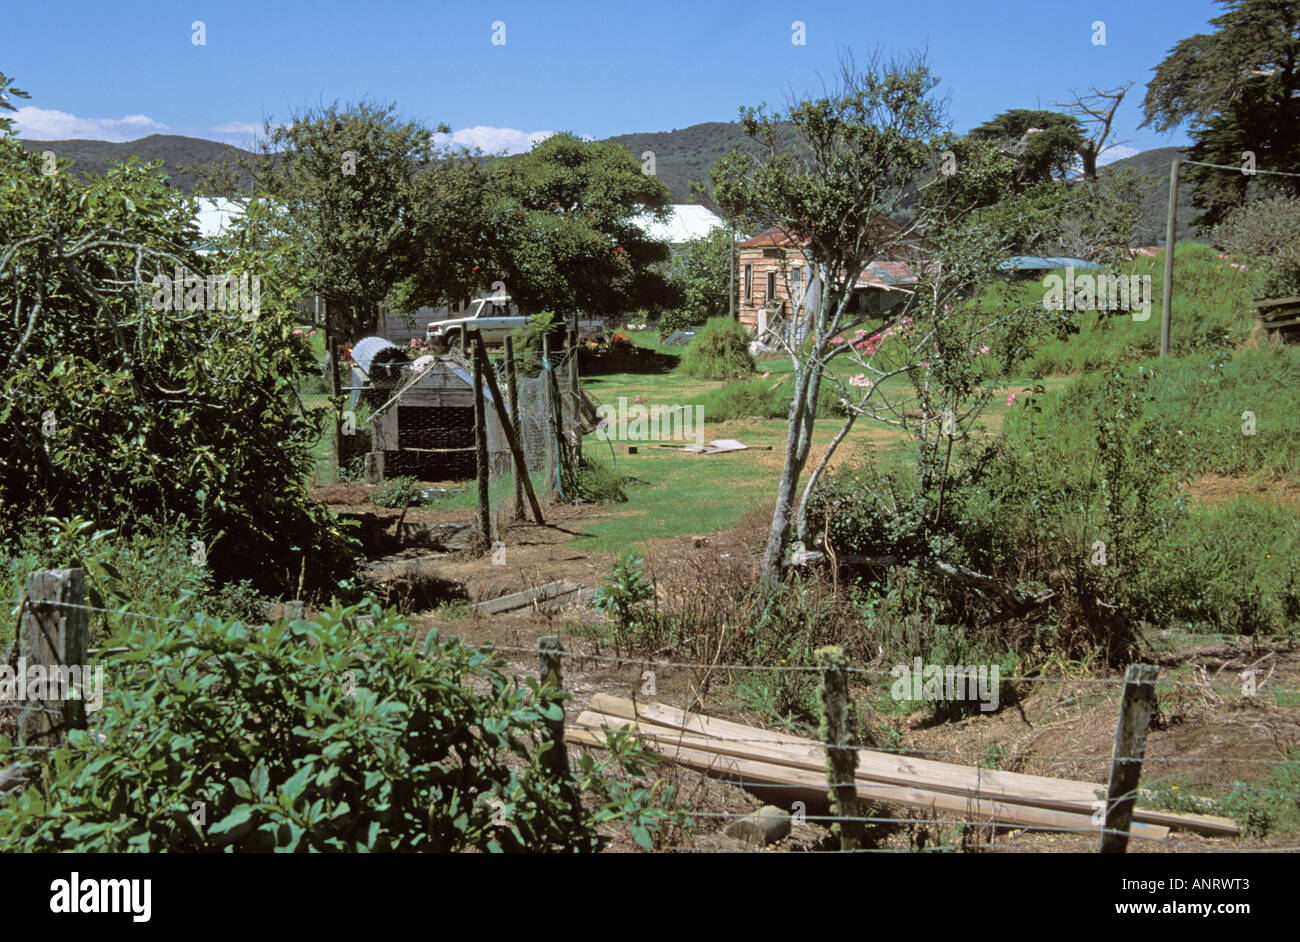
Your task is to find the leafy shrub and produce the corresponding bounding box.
[509,310,561,374]
[0,136,357,598]
[697,378,789,421]
[1213,196,1300,299]
[1,516,268,648]
[572,457,627,504]
[592,552,654,646]
[656,307,699,337]
[0,603,681,851]
[371,476,427,509]
[678,317,755,380]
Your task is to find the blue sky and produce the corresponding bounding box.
[1,0,1219,158]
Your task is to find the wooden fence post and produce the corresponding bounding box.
[1099,663,1159,853]
[504,336,525,522]
[472,340,545,525]
[472,334,491,552]
[536,636,570,777]
[536,635,584,828]
[816,645,862,851]
[1160,158,1178,358]
[364,450,384,485]
[18,568,89,747]
[541,335,558,499]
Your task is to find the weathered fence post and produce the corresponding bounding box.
[472,340,545,525]
[816,645,862,851]
[536,636,570,779]
[364,450,384,485]
[568,334,582,463]
[504,336,525,522]
[471,334,491,552]
[18,568,89,747]
[537,635,584,828]
[541,334,558,499]
[1099,663,1159,853]
[328,334,345,473]
[1160,158,1178,358]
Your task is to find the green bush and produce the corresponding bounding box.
[0,603,681,851]
[1,517,267,649]
[592,552,654,646]
[1212,196,1300,299]
[509,310,561,374]
[697,378,789,421]
[371,476,427,509]
[0,136,357,598]
[677,317,755,380]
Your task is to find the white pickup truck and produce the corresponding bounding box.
[427,296,608,346]
[426,296,527,345]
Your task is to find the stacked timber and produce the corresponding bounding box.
[568,694,1240,840]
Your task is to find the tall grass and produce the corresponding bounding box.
[991,243,1261,376]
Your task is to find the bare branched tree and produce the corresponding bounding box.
[1059,83,1135,181]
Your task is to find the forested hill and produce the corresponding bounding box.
[20,126,1202,239]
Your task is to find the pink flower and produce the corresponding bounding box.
[831,336,845,345]
[293,329,303,336]
[848,373,873,388]
[919,360,930,368]
[1006,393,1017,407]
[979,345,989,355]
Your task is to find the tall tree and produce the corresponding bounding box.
[712,52,975,582]
[1141,0,1300,225]
[253,101,442,338]
[484,133,677,327]
[1059,84,1134,182]
[967,109,1084,188]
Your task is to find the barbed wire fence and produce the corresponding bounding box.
[2,571,1297,854]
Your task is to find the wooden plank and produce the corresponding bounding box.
[1253,296,1300,310]
[568,723,1170,841]
[587,695,1238,837]
[477,579,584,614]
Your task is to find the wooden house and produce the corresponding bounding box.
[736,222,930,339]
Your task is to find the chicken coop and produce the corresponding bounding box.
[352,338,512,482]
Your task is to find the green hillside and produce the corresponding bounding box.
[19,133,253,194]
[1101,145,1199,243]
[19,126,1203,241]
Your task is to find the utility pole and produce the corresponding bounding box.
[1161,158,1179,358]
[729,223,736,321]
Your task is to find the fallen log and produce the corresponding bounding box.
[477,579,591,615]
[584,695,1238,837]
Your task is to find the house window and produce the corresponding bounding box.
[744,264,753,302]
[766,270,776,302]
[790,267,802,302]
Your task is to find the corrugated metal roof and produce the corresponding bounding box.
[633,204,726,243]
[998,256,1102,271]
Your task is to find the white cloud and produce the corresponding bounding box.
[435,126,554,155]
[203,121,262,148]
[13,106,169,141]
[1098,144,1140,166]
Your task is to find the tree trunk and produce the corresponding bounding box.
[795,409,857,545]
[759,352,825,582]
